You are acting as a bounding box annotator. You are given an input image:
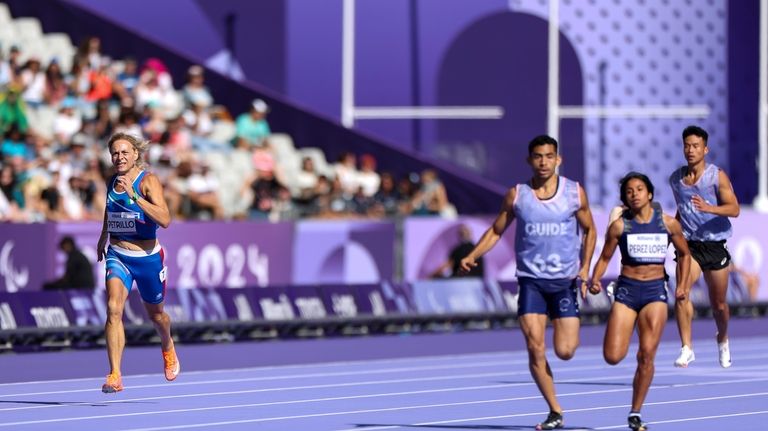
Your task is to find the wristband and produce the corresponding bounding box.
[132,191,140,202]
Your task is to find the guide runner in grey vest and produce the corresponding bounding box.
[459,135,597,431]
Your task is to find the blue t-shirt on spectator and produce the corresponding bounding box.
[235,114,271,145]
[1,138,30,159]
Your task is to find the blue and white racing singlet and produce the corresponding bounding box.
[669,164,732,241]
[106,171,159,241]
[514,177,581,279]
[619,206,669,266]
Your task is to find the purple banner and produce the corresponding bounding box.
[292,221,395,285]
[53,221,295,291]
[216,288,261,321]
[410,278,505,314]
[162,289,229,323]
[348,284,407,316]
[0,224,55,293]
[2,211,766,302]
[250,286,299,321]
[0,291,73,328]
[0,292,22,329]
[157,222,294,289]
[404,216,515,282]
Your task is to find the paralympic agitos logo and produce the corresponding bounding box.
[0,241,30,292]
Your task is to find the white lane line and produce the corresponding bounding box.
[3,376,767,429]
[594,410,768,429]
[123,391,768,431]
[2,335,766,391]
[2,335,766,387]
[0,362,642,410]
[333,393,768,431]
[0,350,521,387]
[2,355,768,411]
[6,347,768,400]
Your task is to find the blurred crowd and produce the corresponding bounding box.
[0,34,456,223]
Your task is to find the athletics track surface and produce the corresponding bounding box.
[0,317,765,430]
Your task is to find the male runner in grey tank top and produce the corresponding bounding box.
[669,125,740,368]
[459,135,597,430]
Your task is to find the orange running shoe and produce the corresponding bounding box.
[101,373,123,393]
[162,348,180,381]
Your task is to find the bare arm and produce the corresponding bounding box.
[575,185,597,282]
[97,205,108,262]
[129,173,171,228]
[691,170,740,217]
[589,218,623,295]
[458,188,516,273]
[664,214,692,300]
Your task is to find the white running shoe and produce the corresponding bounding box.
[674,345,695,368]
[718,338,732,368]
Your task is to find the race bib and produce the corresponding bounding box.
[107,212,139,233]
[626,233,668,262]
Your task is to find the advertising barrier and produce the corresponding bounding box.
[1,210,766,299]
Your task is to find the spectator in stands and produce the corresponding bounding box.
[43,59,68,107]
[139,102,167,142]
[333,151,359,195]
[271,184,297,221]
[74,36,103,70]
[323,176,355,218]
[86,59,114,102]
[138,59,178,117]
[169,159,194,219]
[182,65,213,109]
[430,224,484,278]
[113,57,139,101]
[305,175,331,217]
[135,69,167,112]
[7,45,22,77]
[141,58,174,92]
[185,160,224,220]
[397,173,418,207]
[370,172,401,218]
[68,134,91,175]
[246,167,282,219]
[294,156,318,200]
[159,115,193,159]
[85,100,115,140]
[0,49,13,87]
[42,236,95,290]
[53,97,83,144]
[73,157,106,219]
[67,57,92,100]
[183,99,214,139]
[410,169,452,217]
[235,98,271,146]
[2,126,32,163]
[0,84,29,133]
[0,180,12,220]
[113,105,142,138]
[0,164,19,211]
[40,168,69,220]
[19,57,45,108]
[357,154,380,197]
[28,133,54,162]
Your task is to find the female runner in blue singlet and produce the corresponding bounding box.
[96,132,179,393]
[590,172,692,430]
